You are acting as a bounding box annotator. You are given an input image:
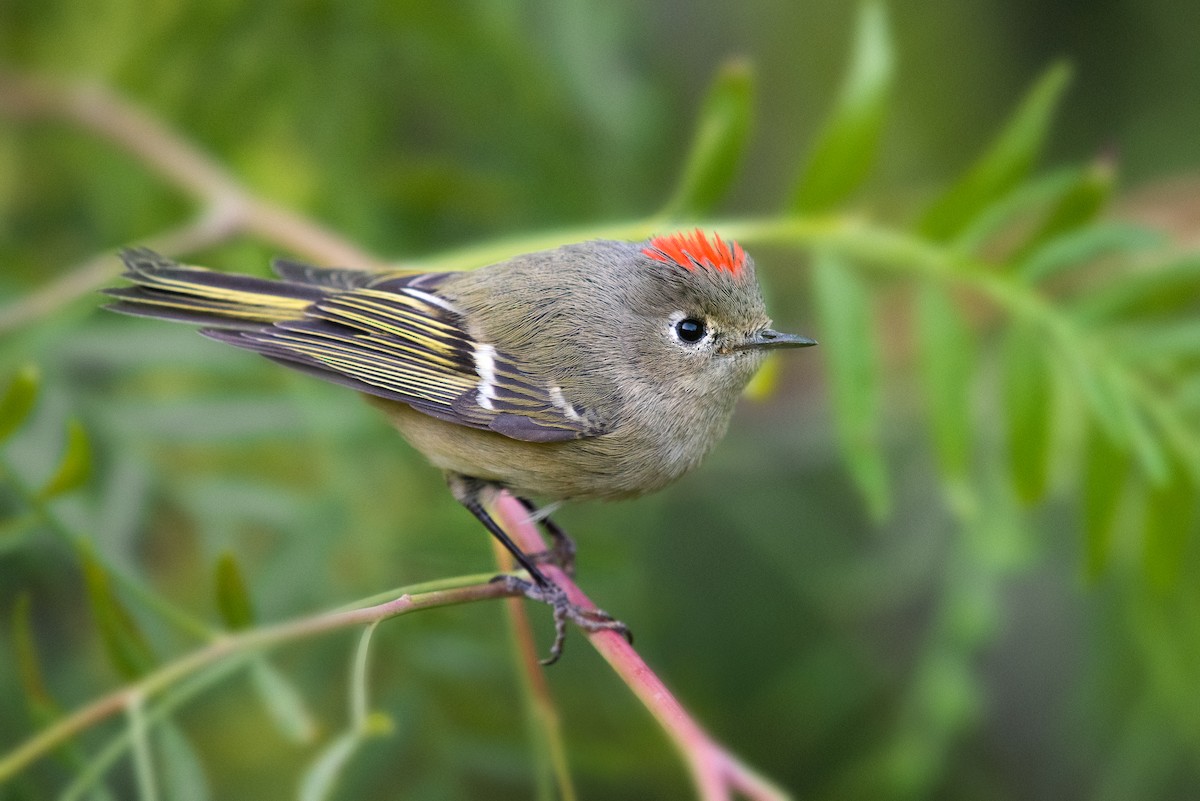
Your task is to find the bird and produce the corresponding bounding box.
[104,230,815,662]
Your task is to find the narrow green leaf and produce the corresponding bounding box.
[11,597,118,797]
[1073,255,1200,323]
[915,285,974,483]
[792,1,893,213]
[214,552,255,631]
[12,593,59,722]
[953,166,1080,255]
[1082,424,1130,578]
[1019,223,1164,284]
[660,59,755,218]
[1178,374,1200,416]
[1096,365,1170,487]
[0,364,39,444]
[79,543,157,679]
[0,513,39,555]
[297,731,365,801]
[1109,318,1200,364]
[1143,461,1196,589]
[38,419,92,500]
[1011,153,1117,265]
[155,722,212,801]
[1002,324,1054,504]
[1056,339,1169,486]
[812,254,890,519]
[919,62,1073,242]
[251,659,319,745]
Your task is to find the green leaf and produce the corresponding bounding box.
[1143,461,1196,589]
[792,1,893,213]
[251,659,319,745]
[1179,374,1200,415]
[1082,424,1130,578]
[1056,339,1169,486]
[919,62,1073,242]
[1011,153,1117,265]
[812,253,890,519]
[660,58,755,218]
[1109,318,1200,365]
[915,285,974,484]
[953,167,1080,255]
[1002,324,1054,504]
[12,593,59,722]
[0,513,39,556]
[1073,255,1200,323]
[1019,222,1164,284]
[297,730,366,801]
[1097,368,1170,488]
[155,722,212,801]
[38,419,92,500]
[79,543,156,679]
[0,364,39,444]
[12,596,118,796]
[214,552,256,631]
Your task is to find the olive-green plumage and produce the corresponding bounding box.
[106,232,814,661]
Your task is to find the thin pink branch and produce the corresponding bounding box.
[492,495,791,801]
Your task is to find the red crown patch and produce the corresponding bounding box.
[642,230,746,278]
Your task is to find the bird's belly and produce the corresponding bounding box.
[370,398,713,502]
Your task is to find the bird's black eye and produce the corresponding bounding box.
[675,317,706,343]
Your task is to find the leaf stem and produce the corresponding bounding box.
[349,622,379,727]
[127,693,159,801]
[0,574,513,784]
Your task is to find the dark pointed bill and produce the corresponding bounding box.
[733,329,818,351]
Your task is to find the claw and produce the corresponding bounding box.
[496,574,632,664]
[455,482,621,663]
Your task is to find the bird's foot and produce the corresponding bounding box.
[526,533,577,577]
[493,574,632,665]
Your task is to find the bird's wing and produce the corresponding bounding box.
[201,273,611,442]
[270,257,380,290]
[107,250,609,442]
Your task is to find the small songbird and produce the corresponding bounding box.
[105,231,815,662]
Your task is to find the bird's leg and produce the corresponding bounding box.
[516,497,577,577]
[462,498,631,664]
[448,475,631,665]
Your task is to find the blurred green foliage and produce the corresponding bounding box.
[3,1,1200,800]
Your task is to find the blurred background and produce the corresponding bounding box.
[2,1,1199,799]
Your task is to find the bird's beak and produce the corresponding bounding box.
[732,329,818,351]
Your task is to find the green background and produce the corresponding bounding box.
[2,1,1199,799]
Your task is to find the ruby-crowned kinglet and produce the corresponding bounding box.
[106,231,815,662]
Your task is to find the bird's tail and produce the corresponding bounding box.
[104,248,335,330]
